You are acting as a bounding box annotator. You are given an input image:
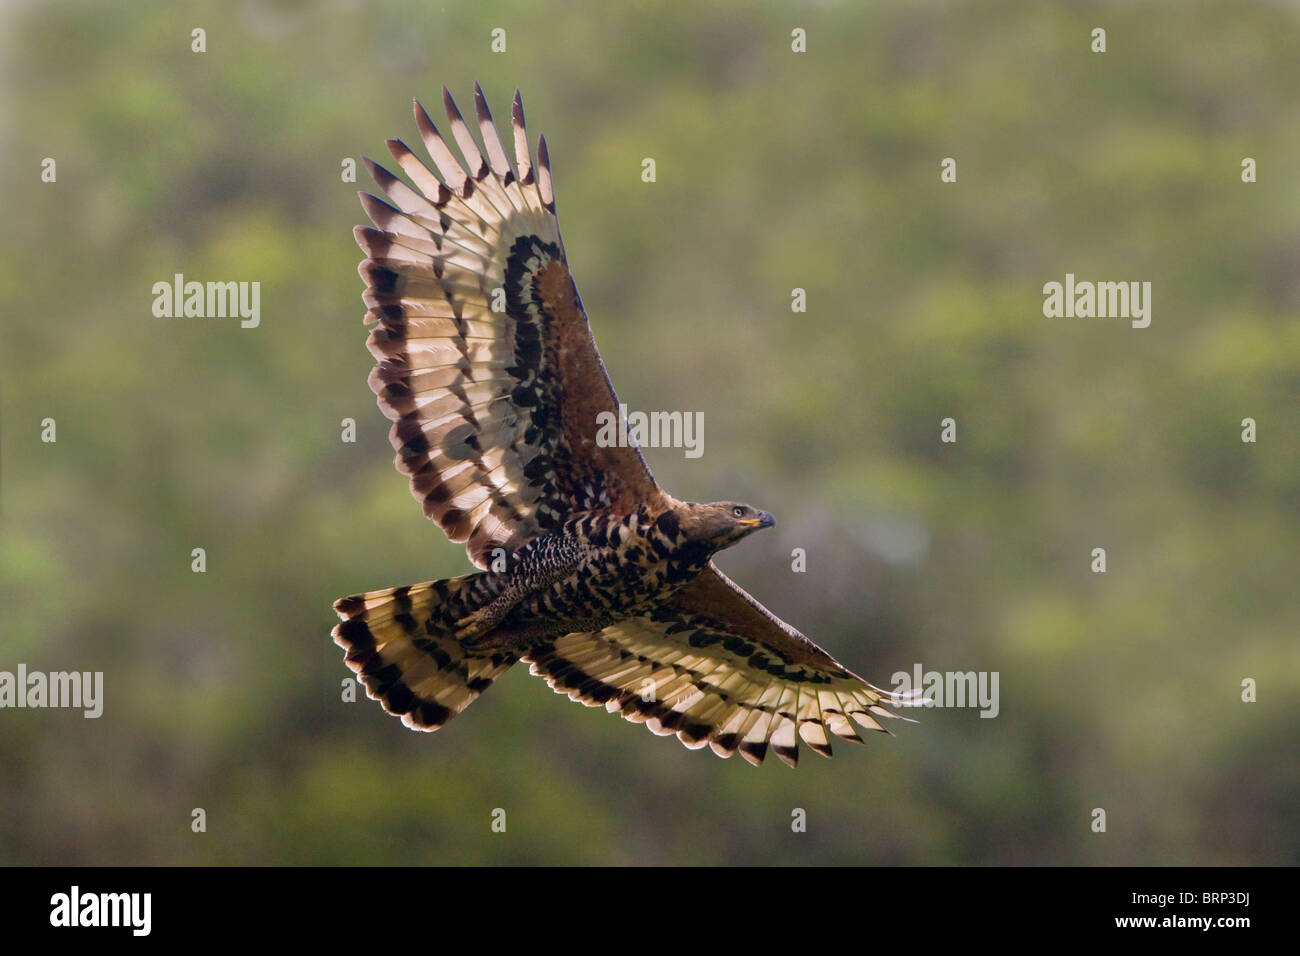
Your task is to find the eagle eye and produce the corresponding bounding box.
[732,506,745,518]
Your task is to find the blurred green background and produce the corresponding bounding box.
[1,0,1297,865]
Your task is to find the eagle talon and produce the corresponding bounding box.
[454,611,491,641]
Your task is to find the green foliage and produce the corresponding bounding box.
[1,0,1296,864]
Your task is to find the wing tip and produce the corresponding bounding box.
[536,133,555,210]
[441,83,461,120]
[773,743,799,769]
[413,96,437,137]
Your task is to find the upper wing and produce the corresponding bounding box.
[355,85,663,568]
[524,563,905,767]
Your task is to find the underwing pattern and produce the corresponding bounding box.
[354,85,659,569]
[334,85,905,766]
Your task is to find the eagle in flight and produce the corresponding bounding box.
[333,85,903,767]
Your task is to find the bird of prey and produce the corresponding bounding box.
[333,84,904,767]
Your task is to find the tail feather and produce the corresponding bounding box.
[332,575,517,732]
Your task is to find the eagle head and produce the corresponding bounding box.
[675,501,775,551]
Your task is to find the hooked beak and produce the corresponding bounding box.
[739,511,776,529]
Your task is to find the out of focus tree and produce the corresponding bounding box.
[0,0,1296,865]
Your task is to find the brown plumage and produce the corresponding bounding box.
[333,84,905,767]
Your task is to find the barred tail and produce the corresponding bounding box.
[331,574,517,731]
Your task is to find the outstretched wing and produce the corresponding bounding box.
[355,84,663,568]
[524,564,905,767]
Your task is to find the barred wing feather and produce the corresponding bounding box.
[355,84,663,569]
[525,564,905,767]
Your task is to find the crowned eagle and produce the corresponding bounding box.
[333,85,904,767]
